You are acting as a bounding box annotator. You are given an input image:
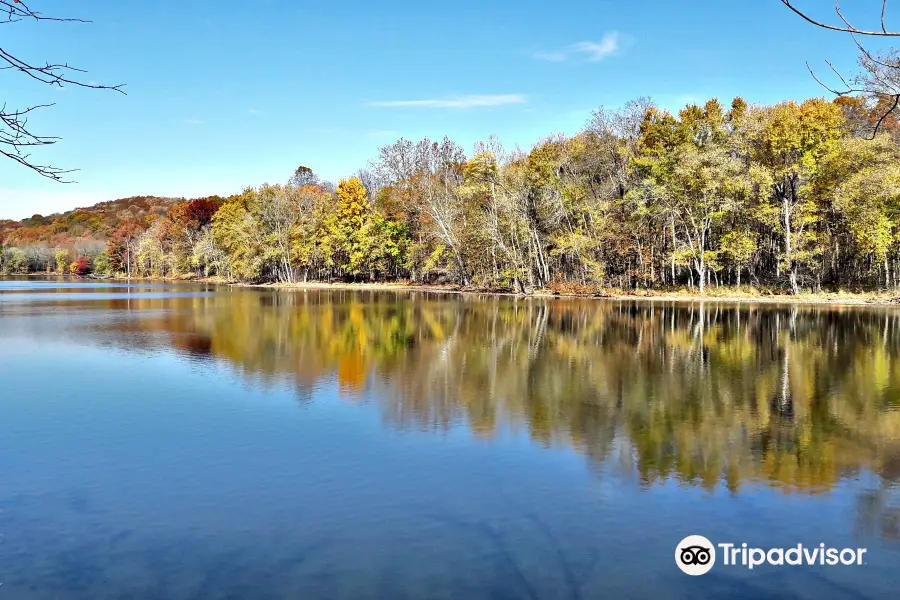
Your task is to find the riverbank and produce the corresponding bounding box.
[241,280,900,306]
[6,273,899,305]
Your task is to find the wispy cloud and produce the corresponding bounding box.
[248,108,260,115]
[184,118,204,125]
[534,32,622,63]
[368,94,526,109]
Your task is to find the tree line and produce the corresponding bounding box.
[4,94,900,294]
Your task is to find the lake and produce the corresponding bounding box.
[1,278,899,599]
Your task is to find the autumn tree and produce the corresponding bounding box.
[288,166,320,188]
[718,230,757,286]
[54,247,69,274]
[160,197,221,276]
[372,137,473,285]
[462,146,529,293]
[780,1,900,138]
[211,190,266,281]
[107,218,148,279]
[749,99,844,294]
[666,100,749,291]
[69,256,91,276]
[826,135,900,285]
[329,178,375,278]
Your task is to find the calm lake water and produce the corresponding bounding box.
[2,278,900,599]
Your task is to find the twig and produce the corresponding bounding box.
[781,0,900,36]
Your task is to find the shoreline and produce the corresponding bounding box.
[235,280,900,306]
[6,274,900,306]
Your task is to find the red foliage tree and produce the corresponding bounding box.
[69,256,91,276]
[107,218,148,278]
[169,198,220,230]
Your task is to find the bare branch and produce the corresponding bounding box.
[826,59,854,91]
[0,102,76,181]
[0,147,77,182]
[871,93,900,134]
[0,2,124,181]
[850,33,899,71]
[780,0,900,36]
[0,1,89,24]
[806,61,853,96]
[0,49,125,93]
[785,1,900,139]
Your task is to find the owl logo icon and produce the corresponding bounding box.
[675,535,716,575]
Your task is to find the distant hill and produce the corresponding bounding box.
[0,196,185,247]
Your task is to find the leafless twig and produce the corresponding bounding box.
[781,0,900,138]
[781,0,900,36]
[0,1,125,181]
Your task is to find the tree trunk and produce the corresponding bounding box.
[670,216,676,285]
[789,270,799,295]
[783,196,799,295]
[696,256,706,294]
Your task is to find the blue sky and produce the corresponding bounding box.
[0,0,892,219]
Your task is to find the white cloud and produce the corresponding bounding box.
[248,108,260,115]
[368,94,526,109]
[535,32,622,63]
[184,118,204,125]
[572,34,620,61]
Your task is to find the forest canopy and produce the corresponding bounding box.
[3,95,900,295]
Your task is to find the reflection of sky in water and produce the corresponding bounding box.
[0,291,215,303]
[1,279,899,599]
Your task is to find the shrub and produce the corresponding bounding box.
[547,277,603,296]
[69,256,92,276]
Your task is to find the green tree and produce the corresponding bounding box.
[92,252,112,276]
[829,137,900,285]
[211,191,266,281]
[719,231,757,285]
[2,247,29,274]
[750,99,844,294]
[329,178,374,277]
[632,100,748,292]
[55,248,69,274]
[291,188,339,281]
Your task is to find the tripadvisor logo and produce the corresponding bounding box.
[676,535,716,576]
[675,536,868,575]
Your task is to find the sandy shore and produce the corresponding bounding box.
[12,274,897,306]
[235,280,900,307]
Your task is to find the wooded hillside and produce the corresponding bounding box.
[4,94,900,294]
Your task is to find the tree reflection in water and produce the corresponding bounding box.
[87,290,900,526]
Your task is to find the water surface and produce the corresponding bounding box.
[2,278,899,599]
